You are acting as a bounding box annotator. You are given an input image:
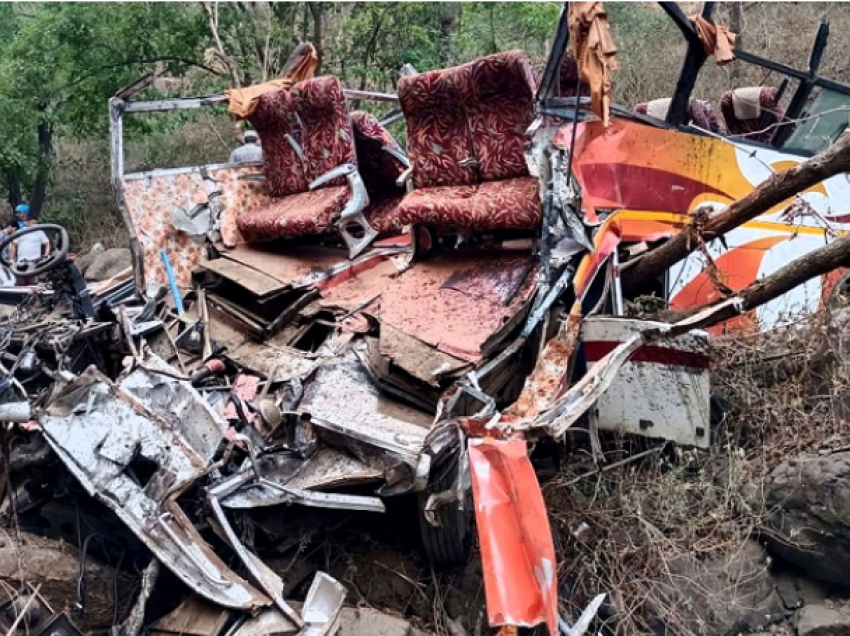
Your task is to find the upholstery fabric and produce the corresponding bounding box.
[398,176,541,231]
[720,86,781,142]
[397,50,540,232]
[398,65,478,189]
[236,186,350,242]
[249,90,307,196]
[365,195,406,236]
[351,110,407,199]
[468,50,536,181]
[291,76,356,185]
[635,98,720,133]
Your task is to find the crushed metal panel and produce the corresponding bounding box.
[379,253,538,362]
[39,370,269,610]
[301,572,346,636]
[288,447,384,491]
[300,349,431,466]
[120,355,227,460]
[469,438,557,636]
[581,317,711,448]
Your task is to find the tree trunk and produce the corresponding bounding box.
[29,120,53,219]
[5,172,21,211]
[308,2,323,74]
[622,133,850,293]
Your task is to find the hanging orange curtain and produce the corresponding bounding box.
[568,2,618,127]
[226,43,319,120]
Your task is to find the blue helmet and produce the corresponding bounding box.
[14,204,29,217]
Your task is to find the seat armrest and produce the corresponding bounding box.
[309,163,358,190]
[396,167,413,188]
[382,145,410,169]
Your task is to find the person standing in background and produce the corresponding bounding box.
[10,217,50,286]
[229,130,263,164]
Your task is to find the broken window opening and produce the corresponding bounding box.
[124,451,159,489]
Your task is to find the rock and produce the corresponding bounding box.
[0,531,134,631]
[338,608,415,636]
[764,454,850,585]
[653,539,785,636]
[84,247,132,282]
[795,604,850,636]
[73,243,106,275]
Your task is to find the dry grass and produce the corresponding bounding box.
[544,308,850,635]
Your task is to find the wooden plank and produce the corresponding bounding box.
[201,257,287,298]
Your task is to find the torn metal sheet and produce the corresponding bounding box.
[469,438,557,636]
[300,349,431,472]
[39,369,268,610]
[208,477,303,627]
[301,572,346,636]
[119,355,227,460]
[527,301,731,438]
[287,447,384,491]
[217,462,386,513]
[582,317,711,448]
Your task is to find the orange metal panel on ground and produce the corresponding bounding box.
[469,438,558,636]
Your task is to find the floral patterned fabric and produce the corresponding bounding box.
[467,50,536,181]
[249,90,307,197]
[291,76,356,185]
[240,76,360,243]
[720,87,781,143]
[398,176,541,231]
[398,65,478,189]
[365,195,406,236]
[236,186,350,242]
[351,110,407,199]
[398,50,540,231]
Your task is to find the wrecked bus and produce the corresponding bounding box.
[1,2,850,635]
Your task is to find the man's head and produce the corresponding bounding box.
[14,204,29,226]
[243,130,259,145]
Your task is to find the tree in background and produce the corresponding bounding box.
[0,3,209,216]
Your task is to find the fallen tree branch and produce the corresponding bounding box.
[659,229,850,326]
[623,133,850,292]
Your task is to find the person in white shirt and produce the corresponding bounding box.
[229,130,263,164]
[10,217,51,286]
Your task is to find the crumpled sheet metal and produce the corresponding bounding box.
[468,438,557,636]
[40,368,268,611]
